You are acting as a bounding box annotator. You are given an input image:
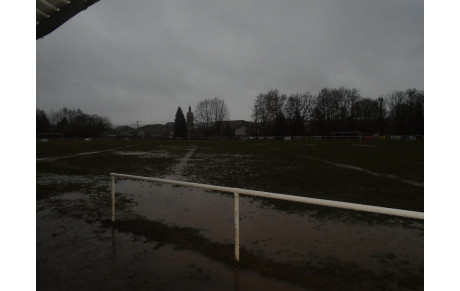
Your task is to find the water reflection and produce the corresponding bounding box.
[234,268,240,291]
[115,179,423,274]
[111,226,117,259]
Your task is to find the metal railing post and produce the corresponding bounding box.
[234,192,240,262]
[111,175,115,222]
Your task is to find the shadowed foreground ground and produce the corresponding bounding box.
[37,139,423,290]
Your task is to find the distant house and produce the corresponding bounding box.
[114,126,136,137]
[219,120,255,137]
[139,124,169,137]
[233,121,255,136]
[164,122,175,137]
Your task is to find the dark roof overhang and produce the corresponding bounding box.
[36,0,100,39]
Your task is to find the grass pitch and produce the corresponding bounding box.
[37,138,424,290]
[37,138,423,209]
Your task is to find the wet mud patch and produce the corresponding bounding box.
[113,180,423,287]
[37,140,424,290]
[104,216,422,291]
[113,150,174,159]
[36,174,108,200]
[36,150,177,177]
[38,206,305,291]
[49,191,134,224]
[183,152,259,190]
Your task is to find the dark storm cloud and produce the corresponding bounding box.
[36,0,423,126]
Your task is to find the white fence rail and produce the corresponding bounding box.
[110,172,424,262]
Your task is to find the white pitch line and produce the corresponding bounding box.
[36,146,130,162]
[300,154,423,187]
[165,146,196,180]
[268,146,423,187]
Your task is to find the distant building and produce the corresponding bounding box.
[113,126,136,137]
[219,120,255,137]
[186,106,194,137]
[139,124,169,137]
[164,122,175,137]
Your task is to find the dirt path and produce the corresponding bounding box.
[165,146,196,180]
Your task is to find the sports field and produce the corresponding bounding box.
[37,139,424,290]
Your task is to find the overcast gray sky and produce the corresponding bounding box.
[36,0,423,127]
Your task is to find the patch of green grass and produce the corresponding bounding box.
[36,139,129,158]
[184,140,423,212]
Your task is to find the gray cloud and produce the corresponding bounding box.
[37,0,423,126]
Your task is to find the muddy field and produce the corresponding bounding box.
[36,139,424,290]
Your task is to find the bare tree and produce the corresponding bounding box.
[195,99,212,136]
[284,92,315,135]
[210,97,229,137]
[252,89,286,136]
[312,88,340,135]
[386,89,423,135]
[46,107,112,138]
[252,93,269,137]
[195,97,229,137]
[352,98,380,134]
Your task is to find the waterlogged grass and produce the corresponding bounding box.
[36,140,193,177]
[37,139,423,221]
[184,140,424,212]
[36,139,129,158]
[37,139,423,290]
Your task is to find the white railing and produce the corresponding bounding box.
[110,173,424,262]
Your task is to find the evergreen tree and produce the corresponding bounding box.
[174,107,188,137]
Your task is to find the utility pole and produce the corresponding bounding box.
[136,121,141,138]
[378,98,383,136]
[255,105,258,138]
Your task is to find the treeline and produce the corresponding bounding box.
[252,88,423,136]
[36,108,112,138]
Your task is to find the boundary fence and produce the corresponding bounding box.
[110,173,423,263]
[39,135,424,142]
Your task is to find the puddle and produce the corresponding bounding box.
[37,145,423,289]
[115,180,423,274]
[37,207,304,290]
[113,150,173,158]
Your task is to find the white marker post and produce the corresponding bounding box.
[111,175,115,222]
[234,192,240,263]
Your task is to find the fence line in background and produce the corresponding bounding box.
[38,135,424,142]
[109,173,424,262]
